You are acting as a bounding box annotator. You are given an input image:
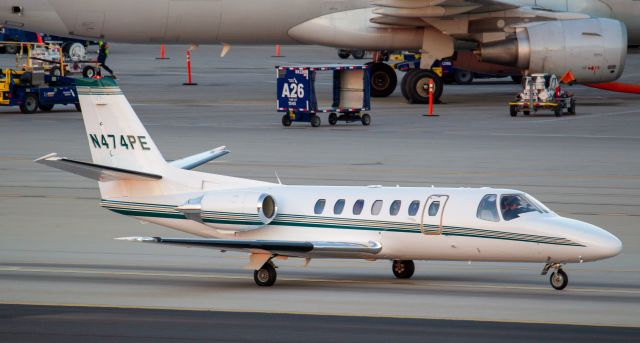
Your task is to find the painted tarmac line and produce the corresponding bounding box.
[0,301,638,329]
[2,266,639,295]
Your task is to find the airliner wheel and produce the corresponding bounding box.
[254,263,277,287]
[367,62,397,98]
[550,269,568,290]
[403,69,443,104]
[392,260,415,279]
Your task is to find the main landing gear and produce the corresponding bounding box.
[367,62,444,104]
[400,69,443,104]
[254,260,278,287]
[392,260,415,279]
[542,263,569,290]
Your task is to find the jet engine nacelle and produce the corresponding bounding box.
[179,191,277,232]
[478,18,627,83]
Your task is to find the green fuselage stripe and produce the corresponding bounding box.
[101,200,584,247]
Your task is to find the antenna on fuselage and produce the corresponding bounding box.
[275,171,282,185]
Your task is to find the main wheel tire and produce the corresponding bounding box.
[404,69,443,104]
[328,113,338,125]
[568,99,576,115]
[351,49,365,60]
[254,263,277,287]
[281,114,292,127]
[554,106,562,117]
[5,44,17,55]
[511,75,523,84]
[19,93,38,114]
[392,260,415,279]
[523,110,530,116]
[49,67,62,77]
[338,50,350,59]
[38,103,54,112]
[82,66,96,78]
[453,69,474,85]
[510,105,518,117]
[550,269,568,290]
[311,115,321,127]
[63,42,86,59]
[400,71,413,100]
[361,113,371,126]
[368,62,397,98]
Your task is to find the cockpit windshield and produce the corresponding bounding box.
[500,194,545,221]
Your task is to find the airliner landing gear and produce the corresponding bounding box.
[254,261,277,287]
[542,263,568,290]
[401,69,443,104]
[367,62,397,98]
[392,260,415,279]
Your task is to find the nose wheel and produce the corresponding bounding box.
[392,260,415,279]
[542,263,568,290]
[550,269,568,290]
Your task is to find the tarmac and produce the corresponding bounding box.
[0,44,639,339]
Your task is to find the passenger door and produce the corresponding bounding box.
[420,195,449,235]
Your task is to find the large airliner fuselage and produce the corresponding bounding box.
[3,0,639,45]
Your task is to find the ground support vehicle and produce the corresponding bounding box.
[509,74,576,117]
[276,65,371,127]
[0,27,96,55]
[24,42,99,78]
[0,67,80,114]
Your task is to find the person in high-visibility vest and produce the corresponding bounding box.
[97,41,116,78]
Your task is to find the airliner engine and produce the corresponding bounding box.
[177,191,277,231]
[477,18,627,83]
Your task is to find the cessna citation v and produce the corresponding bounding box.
[1,0,638,102]
[36,78,622,289]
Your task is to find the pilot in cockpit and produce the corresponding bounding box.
[501,196,522,221]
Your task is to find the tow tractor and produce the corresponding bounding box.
[0,67,80,114]
[509,73,576,117]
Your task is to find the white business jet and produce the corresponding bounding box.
[36,78,622,290]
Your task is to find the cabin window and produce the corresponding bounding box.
[500,194,543,221]
[477,194,499,222]
[428,201,440,216]
[408,200,420,216]
[389,200,401,216]
[353,199,365,215]
[371,200,383,215]
[314,199,326,214]
[334,199,345,215]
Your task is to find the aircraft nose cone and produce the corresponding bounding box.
[591,232,623,259]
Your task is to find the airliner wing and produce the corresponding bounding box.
[371,0,517,18]
[117,236,382,257]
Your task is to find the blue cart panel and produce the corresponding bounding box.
[276,65,371,127]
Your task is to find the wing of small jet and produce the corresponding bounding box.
[35,153,162,181]
[169,146,230,170]
[116,236,382,257]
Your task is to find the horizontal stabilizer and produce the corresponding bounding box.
[116,236,382,256]
[35,153,162,181]
[169,146,229,170]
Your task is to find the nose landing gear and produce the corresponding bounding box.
[542,263,568,290]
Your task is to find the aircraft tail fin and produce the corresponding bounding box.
[75,78,168,172]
